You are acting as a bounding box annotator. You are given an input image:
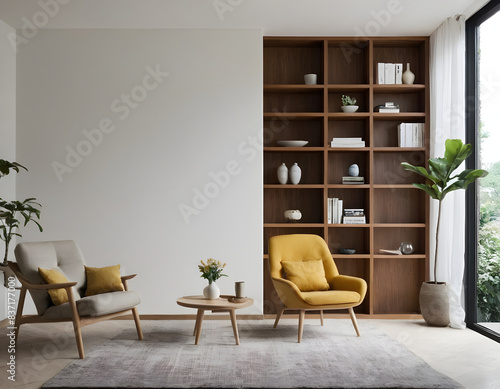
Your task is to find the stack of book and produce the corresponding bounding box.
[327,198,343,224]
[343,209,366,224]
[377,63,403,84]
[374,102,400,113]
[342,176,365,185]
[398,123,425,147]
[330,137,365,148]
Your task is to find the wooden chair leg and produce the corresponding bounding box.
[131,307,143,340]
[298,310,305,343]
[67,287,85,358]
[273,306,285,328]
[349,307,360,337]
[14,286,27,343]
[320,310,324,326]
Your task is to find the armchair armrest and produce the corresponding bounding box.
[332,275,367,301]
[272,277,302,295]
[121,274,137,291]
[8,262,77,290]
[121,274,137,282]
[271,277,309,307]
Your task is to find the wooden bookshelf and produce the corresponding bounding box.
[263,37,430,317]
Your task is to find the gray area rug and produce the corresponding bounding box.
[43,320,462,388]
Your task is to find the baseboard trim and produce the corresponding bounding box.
[111,313,423,321]
[1,313,422,326]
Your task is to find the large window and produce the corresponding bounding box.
[466,0,500,343]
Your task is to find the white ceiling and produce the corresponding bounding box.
[0,0,490,35]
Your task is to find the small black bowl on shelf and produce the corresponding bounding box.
[339,248,356,254]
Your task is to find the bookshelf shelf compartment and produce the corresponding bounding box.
[372,257,425,315]
[264,188,323,224]
[264,151,323,185]
[263,117,323,147]
[374,227,425,255]
[328,118,370,147]
[373,188,425,224]
[328,227,370,255]
[263,36,429,317]
[264,91,323,113]
[328,151,369,185]
[373,151,426,185]
[373,118,425,148]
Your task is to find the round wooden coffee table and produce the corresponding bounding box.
[176,295,253,345]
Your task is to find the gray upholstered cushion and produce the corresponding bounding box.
[43,291,141,320]
[15,241,87,315]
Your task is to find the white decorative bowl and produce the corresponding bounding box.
[341,105,359,113]
[277,140,308,147]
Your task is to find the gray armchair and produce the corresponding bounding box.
[9,240,143,358]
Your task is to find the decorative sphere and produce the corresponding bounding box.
[348,164,359,177]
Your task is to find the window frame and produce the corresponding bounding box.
[465,0,500,343]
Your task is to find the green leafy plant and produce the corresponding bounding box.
[401,139,488,283]
[0,159,27,178]
[0,159,43,266]
[477,221,500,322]
[341,95,357,106]
[198,258,227,284]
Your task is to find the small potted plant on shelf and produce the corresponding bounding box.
[0,159,43,287]
[340,95,358,113]
[401,139,488,326]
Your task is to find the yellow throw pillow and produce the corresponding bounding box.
[85,265,124,296]
[38,267,70,306]
[282,259,330,292]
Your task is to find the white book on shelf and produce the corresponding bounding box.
[384,63,396,84]
[405,123,412,147]
[327,198,332,224]
[343,216,366,224]
[331,142,365,148]
[398,123,406,147]
[331,137,363,143]
[337,200,343,225]
[395,63,403,84]
[377,63,385,84]
[332,198,338,224]
[418,123,425,147]
[412,123,419,147]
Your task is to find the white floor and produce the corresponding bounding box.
[1,318,499,389]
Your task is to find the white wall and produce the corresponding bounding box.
[0,19,17,319]
[16,29,263,315]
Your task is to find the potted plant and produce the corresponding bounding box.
[0,159,43,286]
[198,258,227,299]
[340,95,358,113]
[401,139,488,326]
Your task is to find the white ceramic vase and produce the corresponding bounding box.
[402,63,415,85]
[277,163,288,184]
[304,73,317,85]
[203,281,220,299]
[289,163,301,185]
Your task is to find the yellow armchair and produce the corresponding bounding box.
[269,234,367,342]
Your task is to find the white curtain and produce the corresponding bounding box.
[429,15,466,329]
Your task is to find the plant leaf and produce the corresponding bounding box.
[413,183,440,199]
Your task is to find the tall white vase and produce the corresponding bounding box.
[402,63,415,85]
[289,163,302,185]
[203,282,220,299]
[277,163,288,184]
